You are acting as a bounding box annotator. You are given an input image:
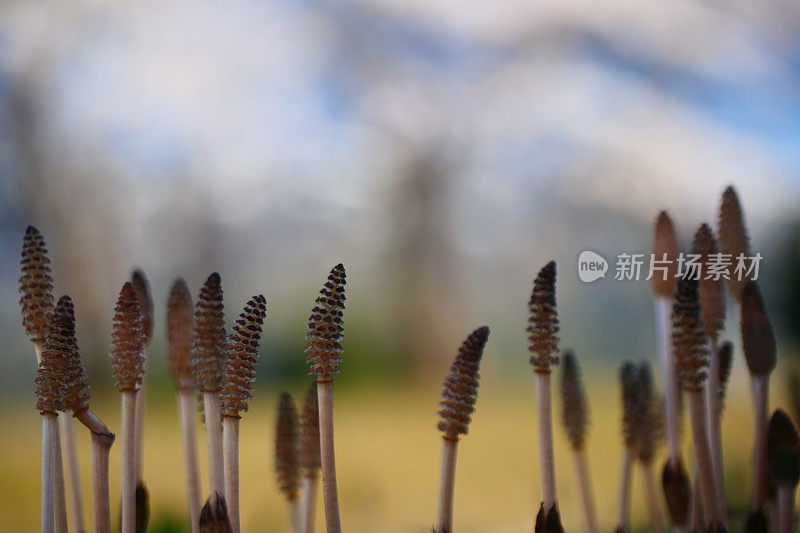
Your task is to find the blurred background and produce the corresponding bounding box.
[1,0,800,530]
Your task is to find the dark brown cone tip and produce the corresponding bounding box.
[221,295,267,417]
[718,186,752,302]
[132,269,154,345]
[560,350,589,449]
[693,223,726,342]
[437,326,490,437]
[135,482,150,533]
[740,281,777,376]
[19,225,55,344]
[662,458,691,525]
[672,277,709,391]
[652,211,680,297]
[767,409,800,487]
[534,502,565,533]
[299,382,321,472]
[193,273,227,392]
[199,493,232,533]
[718,341,733,413]
[275,392,300,500]
[528,261,559,373]
[743,508,769,533]
[110,282,146,391]
[306,263,346,380]
[167,278,195,387]
[53,295,90,413]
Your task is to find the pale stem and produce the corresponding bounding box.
[690,459,703,532]
[617,446,633,530]
[302,473,319,533]
[436,436,458,533]
[89,431,112,533]
[42,413,57,533]
[688,390,722,523]
[74,408,113,533]
[121,390,137,533]
[705,337,726,525]
[317,380,341,533]
[750,375,770,510]
[203,391,225,497]
[656,298,682,462]
[288,497,302,533]
[134,359,147,481]
[53,419,67,533]
[571,447,598,533]
[178,388,201,533]
[59,411,86,533]
[535,372,556,511]
[223,416,240,533]
[640,460,665,533]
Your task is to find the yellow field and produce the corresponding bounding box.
[0,375,778,532]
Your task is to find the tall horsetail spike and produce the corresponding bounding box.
[718,186,753,303]
[221,295,267,418]
[560,350,589,449]
[528,261,559,373]
[740,281,777,377]
[274,392,300,500]
[19,226,55,344]
[110,282,146,391]
[132,269,154,345]
[167,278,195,387]
[692,224,726,342]
[53,295,90,413]
[671,277,709,391]
[192,273,227,392]
[305,264,346,381]
[437,326,490,437]
[651,212,680,298]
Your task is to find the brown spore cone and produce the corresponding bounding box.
[672,277,709,392]
[221,295,267,418]
[651,211,680,298]
[305,263,346,381]
[620,361,640,446]
[528,261,559,373]
[192,273,227,392]
[110,282,146,391]
[693,223,726,342]
[274,392,300,500]
[35,315,69,415]
[132,269,154,345]
[560,350,589,449]
[299,381,321,473]
[53,295,90,413]
[167,278,195,388]
[740,281,777,376]
[437,326,490,438]
[19,226,55,344]
[718,185,752,302]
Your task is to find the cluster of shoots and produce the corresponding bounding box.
[19,225,344,533]
[18,183,800,532]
